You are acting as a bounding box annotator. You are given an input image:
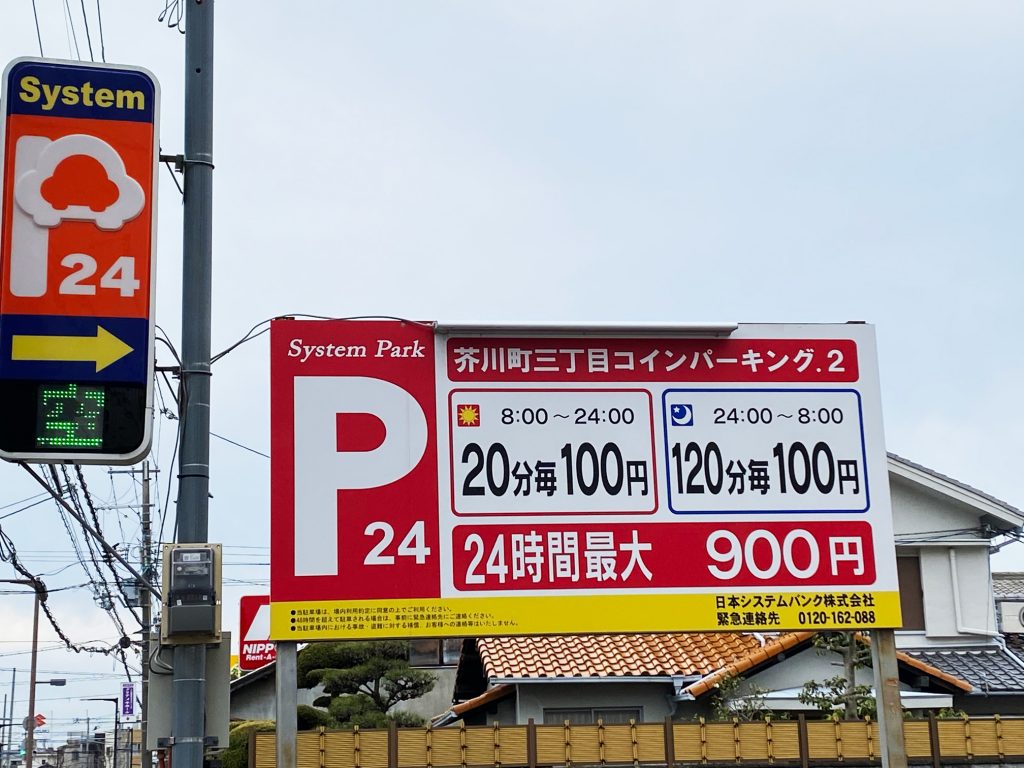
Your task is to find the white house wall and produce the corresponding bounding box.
[889,476,999,645]
[514,682,673,724]
[917,545,997,641]
[890,477,984,539]
[742,648,878,695]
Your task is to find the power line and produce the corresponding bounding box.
[79,0,95,60]
[95,0,106,60]
[211,432,268,459]
[157,0,185,33]
[63,0,82,60]
[0,492,51,512]
[30,0,44,55]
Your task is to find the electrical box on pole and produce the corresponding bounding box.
[0,58,159,465]
[160,543,221,644]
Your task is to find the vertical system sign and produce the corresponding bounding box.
[0,58,158,464]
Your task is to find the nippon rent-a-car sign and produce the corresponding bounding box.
[239,595,275,671]
[269,320,900,640]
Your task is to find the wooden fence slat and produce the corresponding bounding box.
[253,716,1024,768]
[797,714,808,768]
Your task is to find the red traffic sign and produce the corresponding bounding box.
[239,595,275,671]
[0,58,159,464]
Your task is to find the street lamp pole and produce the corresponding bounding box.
[25,590,38,768]
[1,668,15,768]
[0,580,46,768]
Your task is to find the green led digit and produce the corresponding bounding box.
[36,383,106,449]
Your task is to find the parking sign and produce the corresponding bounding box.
[270,321,901,639]
[0,58,158,464]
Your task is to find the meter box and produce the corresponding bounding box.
[160,543,221,644]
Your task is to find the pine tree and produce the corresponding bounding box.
[297,641,436,728]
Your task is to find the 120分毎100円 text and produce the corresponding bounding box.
[670,440,862,497]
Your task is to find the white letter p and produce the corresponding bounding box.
[292,376,427,576]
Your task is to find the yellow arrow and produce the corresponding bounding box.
[12,326,134,372]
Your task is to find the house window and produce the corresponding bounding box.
[543,707,643,724]
[897,555,925,631]
[409,638,463,666]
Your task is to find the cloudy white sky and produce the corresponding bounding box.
[0,0,1022,743]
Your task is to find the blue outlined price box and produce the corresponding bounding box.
[662,389,869,514]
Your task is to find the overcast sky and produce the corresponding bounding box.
[0,0,1022,743]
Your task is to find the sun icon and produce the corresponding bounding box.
[457,404,480,427]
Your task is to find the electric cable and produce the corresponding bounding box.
[94,0,106,61]
[210,314,433,364]
[211,432,269,459]
[49,467,98,595]
[30,0,44,55]
[78,0,94,60]
[74,466,143,626]
[63,0,82,60]
[0,524,116,656]
[0,491,51,511]
[0,495,55,521]
[155,374,181,547]
[157,0,185,33]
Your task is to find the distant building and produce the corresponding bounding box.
[56,733,103,768]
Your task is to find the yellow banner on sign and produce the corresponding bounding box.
[270,592,902,640]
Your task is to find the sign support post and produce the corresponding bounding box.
[872,628,908,768]
[275,643,297,768]
[172,3,215,768]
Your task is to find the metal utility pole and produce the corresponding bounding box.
[173,2,215,768]
[141,464,153,768]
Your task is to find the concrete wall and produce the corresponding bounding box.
[230,667,457,723]
[392,667,457,720]
[230,672,323,721]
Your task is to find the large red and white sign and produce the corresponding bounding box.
[270,321,901,639]
[239,595,275,671]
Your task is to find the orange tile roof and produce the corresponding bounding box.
[477,632,972,697]
[683,632,815,697]
[476,633,800,679]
